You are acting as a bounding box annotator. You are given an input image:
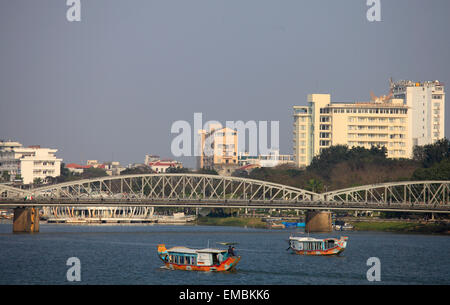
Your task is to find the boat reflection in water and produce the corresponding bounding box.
[288,236,348,256]
[157,243,241,272]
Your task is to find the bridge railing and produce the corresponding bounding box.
[21,174,318,203]
[323,181,450,207]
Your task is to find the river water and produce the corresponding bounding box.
[0,223,448,285]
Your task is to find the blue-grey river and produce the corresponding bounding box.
[0,223,449,285]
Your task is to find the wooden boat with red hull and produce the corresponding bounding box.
[288,236,348,256]
[157,244,241,272]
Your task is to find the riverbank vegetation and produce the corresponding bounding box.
[234,139,450,192]
[196,216,267,229]
[349,221,450,235]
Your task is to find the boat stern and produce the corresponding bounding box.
[339,236,348,249]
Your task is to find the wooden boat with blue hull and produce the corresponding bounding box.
[288,236,348,256]
[157,244,241,272]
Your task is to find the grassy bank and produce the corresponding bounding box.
[196,216,267,229]
[196,216,450,234]
[349,221,450,235]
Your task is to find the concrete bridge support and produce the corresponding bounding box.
[13,208,40,233]
[305,211,332,233]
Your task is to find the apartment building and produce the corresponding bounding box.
[391,80,445,146]
[0,141,62,184]
[293,94,411,167]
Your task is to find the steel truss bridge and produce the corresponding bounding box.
[1,174,450,213]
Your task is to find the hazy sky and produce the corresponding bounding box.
[1,0,449,168]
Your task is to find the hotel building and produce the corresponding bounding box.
[391,80,445,146]
[293,94,411,167]
[0,141,62,184]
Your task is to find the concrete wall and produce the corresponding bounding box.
[13,208,40,233]
[305,211,332,233]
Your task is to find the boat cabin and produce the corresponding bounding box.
[290,237,336,251]
[166,247,228,267]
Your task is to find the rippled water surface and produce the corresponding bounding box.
[0,223,449,285]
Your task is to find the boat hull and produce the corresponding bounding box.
[162,256,241,272]
[291,246,345,256]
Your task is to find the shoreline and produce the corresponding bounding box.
[347,220,450,235]
[195,216,268,229]
[195,217,450,235]
[2,217,449,235]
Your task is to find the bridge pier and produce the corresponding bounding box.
[13,208,40,233]
[305,211,332,233]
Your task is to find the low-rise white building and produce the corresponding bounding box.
[65,163,90,174]
[0,141,62,184]
[148,160,183,173]
[103,161,126,176]
[238,151,294,167]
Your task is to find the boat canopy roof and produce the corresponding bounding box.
[196,248,227,254]
[289,237,337,242]
[167,247,198,254]
[167,247,227,254]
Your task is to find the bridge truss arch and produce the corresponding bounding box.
[323,181,450,209]
[27,174,318,203]
[0,184,31,199]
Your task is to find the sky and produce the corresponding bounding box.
[1,0,450,168]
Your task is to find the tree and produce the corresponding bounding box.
[120,166,154,175]
[81,167,108,179]
[306,178,324,193]
[309,145,350,175]
[421,138,450,168]
[45,176,58,185]
[166,167,191,174]
[197,168,219,175]
[308,145,389,179]
[231,168,250,178]
[57,163,80,183]
[33,177,43,186]
[412,158,450,180]
[1,171,10,182]
[60,162,71,177]
[413,145,426,163]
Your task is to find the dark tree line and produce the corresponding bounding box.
[412,139,450,180]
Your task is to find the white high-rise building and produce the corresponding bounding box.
[0,141,62,184]
[391,80,445,146]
